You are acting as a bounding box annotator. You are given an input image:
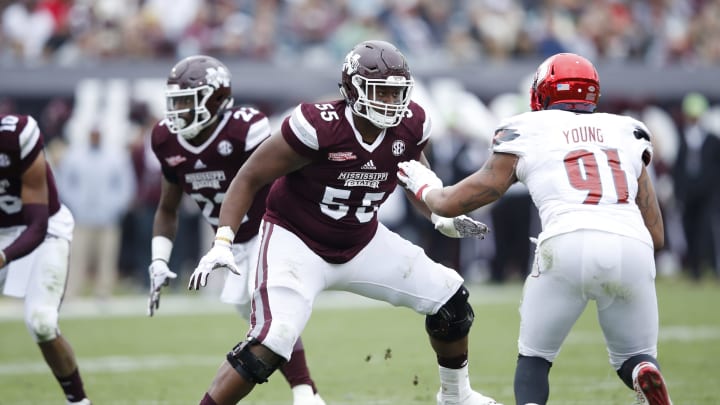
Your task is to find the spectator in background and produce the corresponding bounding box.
[1,0,55,64]
[36,0,73,55]
[424,123,487,274]
[466,0,525,61]
[139,0,201,57]
[488,183,538,283]
[5,0,720,67]
[382,0,436,59]
[690,0,720,64]
[634,103,684,278]
[0,98,17,115]
[56,127,136,299]
[280,0,344,60]
[119,101,163,287]
[327,0,389,59]
[38,97,73,167]
[672,92,720,280]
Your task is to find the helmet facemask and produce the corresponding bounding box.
[166,84,225,140]
[350,74,414,129]
[164,55,233,140]
[339,40,414,129]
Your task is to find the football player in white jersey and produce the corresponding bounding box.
[397,53,672,405]
[0,114,91,404]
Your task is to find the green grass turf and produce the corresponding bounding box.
[0,277,717,404]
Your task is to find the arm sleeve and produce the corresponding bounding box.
[3,203,48,263]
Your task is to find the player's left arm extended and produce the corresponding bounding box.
[431,152,518,216]
[406,152,519,218]
[1,152,49,267]
[399,153,491,239]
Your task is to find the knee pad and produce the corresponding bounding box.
[25,305,59,343]
[426,286,474,342]
[226,338,284,384]
[617,354,659,389]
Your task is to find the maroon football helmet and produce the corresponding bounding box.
[165,55,234,139]
[530,53,600,112]
[339,40,414,128]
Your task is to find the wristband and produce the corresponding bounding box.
[0,250,6,265]
[418,185,437,202]
[215,226,235,246]
[151,236,173,262]
[430,213,444,225]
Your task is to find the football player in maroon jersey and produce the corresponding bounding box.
[148,55,324,405]
[0,114,91,404]
[188,41,499,405]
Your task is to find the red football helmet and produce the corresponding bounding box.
[530,53,600,112]
[339,40,414,128]
[165,55,234,139]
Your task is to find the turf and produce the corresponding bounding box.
[0,277,717,404]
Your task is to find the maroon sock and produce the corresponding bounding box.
[437,353,468,369]
[56,368,87,402]
[279,338,316,392]
[200,393,218,405]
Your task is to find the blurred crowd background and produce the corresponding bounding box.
[1,0,719,300]
[3,0,720,66]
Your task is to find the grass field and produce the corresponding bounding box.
[0,277,718,404]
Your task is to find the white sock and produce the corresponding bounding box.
[292,384,315,402]
[438,364,472,402]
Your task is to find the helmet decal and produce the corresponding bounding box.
[535,59,550,88]
[205,66,230,89]
[342,52,361,75]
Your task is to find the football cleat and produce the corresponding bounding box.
[437,390,502,405]
[633,362,672,405]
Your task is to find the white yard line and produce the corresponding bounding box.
[1,324,718,376]
[0,285,521,321]
[0,355,218,375]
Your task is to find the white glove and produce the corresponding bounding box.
[188,227,239,291]
[147,259,177,317]
[397,160,443,201]
[432,213,490,239]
